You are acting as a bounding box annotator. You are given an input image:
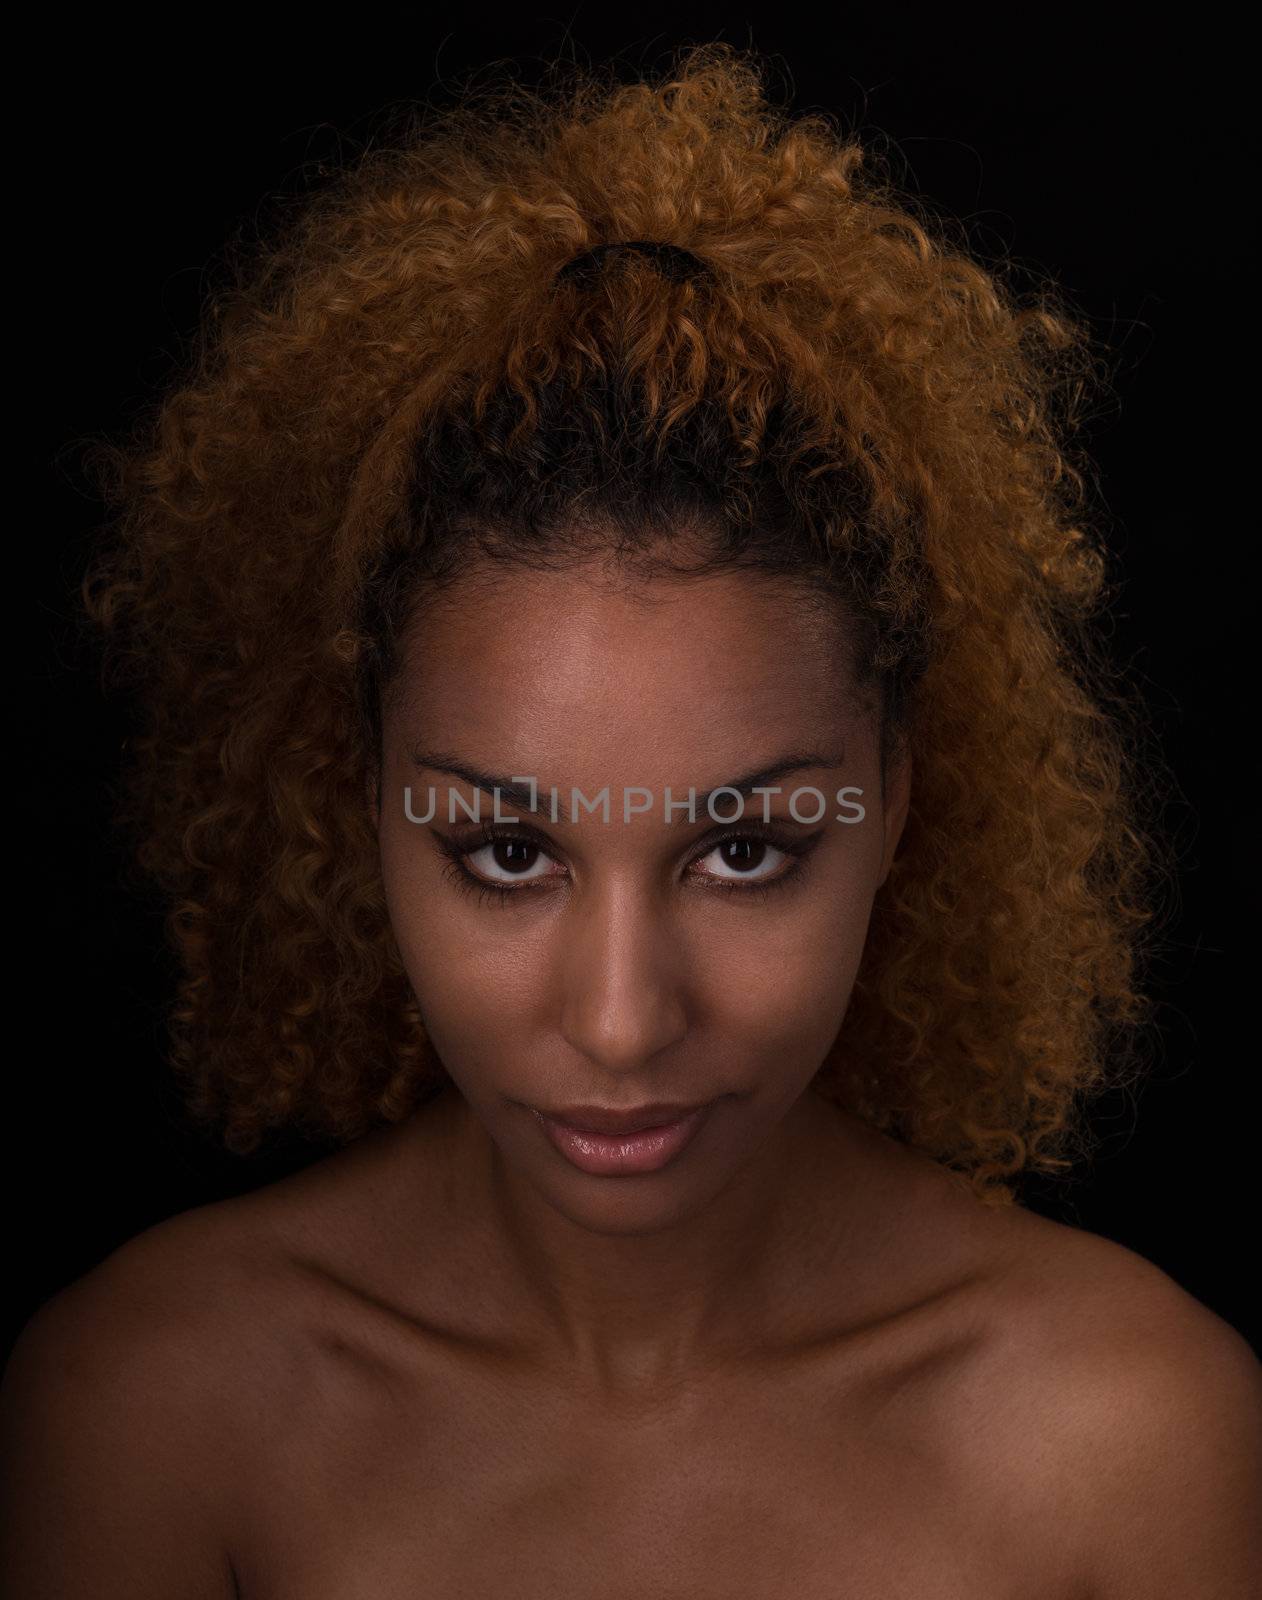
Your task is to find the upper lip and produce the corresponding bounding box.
[537,1100,713,1135]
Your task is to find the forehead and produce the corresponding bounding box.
[389,560,866,774]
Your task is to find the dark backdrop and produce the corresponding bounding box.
[15,12,1255,1362]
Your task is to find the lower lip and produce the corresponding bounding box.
[534,1104,714,1176]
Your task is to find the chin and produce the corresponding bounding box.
[523,1159,742,1237]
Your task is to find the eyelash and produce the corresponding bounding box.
[433,824,821,909]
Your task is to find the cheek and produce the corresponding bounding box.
[379,822,548,1057]
[691,888,874,1064]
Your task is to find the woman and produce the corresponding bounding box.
[3,43,1258,1598]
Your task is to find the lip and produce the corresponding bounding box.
[540,1101,713,1135]
[532,1100,716,1176]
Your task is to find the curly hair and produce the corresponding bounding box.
[78,42,1174,1200]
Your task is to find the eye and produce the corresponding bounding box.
[435,821,819,906]
[461,833,565,885]
[691,834,793,884]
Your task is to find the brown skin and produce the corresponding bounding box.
[375,559,908,1310]
[3,561,1260,1599]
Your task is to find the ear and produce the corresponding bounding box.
[876,748,912,889]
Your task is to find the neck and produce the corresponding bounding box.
[420,1081,863,1396]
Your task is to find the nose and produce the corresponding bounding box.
[556,875,690,1074]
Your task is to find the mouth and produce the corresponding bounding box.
[531,1100,717,1176]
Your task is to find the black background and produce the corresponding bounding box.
[14,11,1255,1364]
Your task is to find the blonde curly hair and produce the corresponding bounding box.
[79,42,1173,1199]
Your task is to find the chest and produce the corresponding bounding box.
[228,1350,1048,1600]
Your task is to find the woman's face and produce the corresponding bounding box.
[376,556,910,1234]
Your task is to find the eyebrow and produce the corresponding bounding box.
[408,747,846,818]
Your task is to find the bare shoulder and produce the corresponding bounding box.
[11,1189,275,1343]
[842,1126,1262,1596]
[950,1194,1262,1597]
[0,1197,281,1598]
[982,1199,1261,1423]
